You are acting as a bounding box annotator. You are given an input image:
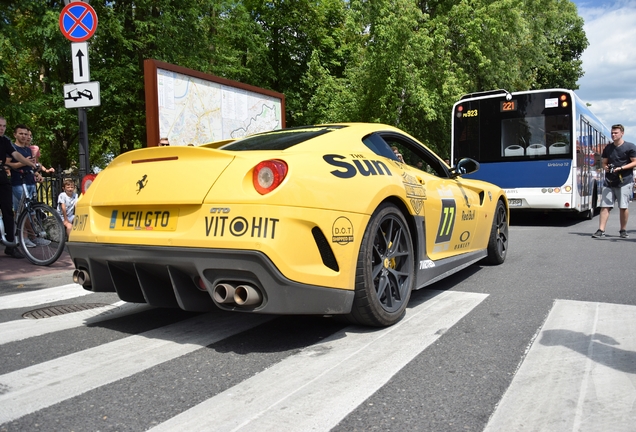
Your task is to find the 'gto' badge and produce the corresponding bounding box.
[209,207,230,214]
[136,175,148,193]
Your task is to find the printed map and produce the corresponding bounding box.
[157,69,282,146]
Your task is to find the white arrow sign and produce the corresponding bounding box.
[71,42,90,83]
[64,81,100,109]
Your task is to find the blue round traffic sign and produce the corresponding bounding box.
[59,2,98,42]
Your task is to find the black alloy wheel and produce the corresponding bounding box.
[348,203,414,327]
[484,200,508,265]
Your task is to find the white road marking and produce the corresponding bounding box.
[0,311,273,424]
[484,300,636,432]
[0,302,153,344]
[0,284,91,310]
[149,290,488,432]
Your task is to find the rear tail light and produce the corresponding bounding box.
[253,159,288,195]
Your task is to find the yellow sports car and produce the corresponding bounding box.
[68,123,508,326]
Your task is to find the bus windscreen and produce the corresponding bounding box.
[454,92,573,162]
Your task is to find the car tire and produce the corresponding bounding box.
[347,203,414,327]
[484,200,508,265]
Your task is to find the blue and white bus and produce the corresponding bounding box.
[451,89,610,218]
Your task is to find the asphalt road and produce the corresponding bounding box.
[0,204,635,431]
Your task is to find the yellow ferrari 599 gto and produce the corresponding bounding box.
[68,123,508,326]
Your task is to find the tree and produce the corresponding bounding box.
[527,0,588,89]
[88,0,270,163]
[0,0,79,170]
[0,0,589,171]
[1,0,270,170]
[243,0,351,126]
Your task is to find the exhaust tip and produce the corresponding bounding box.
[73,269,91,287]
[234,284,263,307]
[213,283,236,304]
[72,269,81,284]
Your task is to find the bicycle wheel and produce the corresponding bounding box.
[17,203,66,266]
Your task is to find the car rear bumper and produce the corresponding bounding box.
[67,242,354,315]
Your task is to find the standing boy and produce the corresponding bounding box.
[58,179,78,238]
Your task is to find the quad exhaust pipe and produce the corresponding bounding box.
[212,282,263,307]
[72,269,91,287]
[234,284,262,306]
[212,283,236,304]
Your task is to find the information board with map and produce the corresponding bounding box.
[144,59,285,147]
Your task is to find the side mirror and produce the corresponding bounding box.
[451,158,480,178]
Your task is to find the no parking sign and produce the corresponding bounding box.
[59,2,98,42]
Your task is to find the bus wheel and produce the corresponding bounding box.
[581,191,597,220]
[347,203,414,327]
[484,200,508,265]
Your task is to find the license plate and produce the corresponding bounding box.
[508,199,522,207]
[109,209,179,231]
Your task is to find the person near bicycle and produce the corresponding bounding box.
[5,124,47,248]
[26,129,54,183]
[0,119,40,258]
[27,129,55,183]
[58,178,78,237]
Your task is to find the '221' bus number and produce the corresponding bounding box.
[462,109,478,118]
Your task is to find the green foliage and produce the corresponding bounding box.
[0,0,588,170]
[528,0,588,89]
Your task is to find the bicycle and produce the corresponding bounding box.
[0,167,66,266]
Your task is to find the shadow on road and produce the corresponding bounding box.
[540,329,636,374]
[510,210,589,227]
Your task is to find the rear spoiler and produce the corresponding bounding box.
[201,139,236,149]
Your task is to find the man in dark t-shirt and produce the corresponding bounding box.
[592,124,636,239]
[7,124,37,212]
[0,117,39,258]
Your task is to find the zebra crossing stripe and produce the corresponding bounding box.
[149,290,488,432]
[484,300,636,431]
[0,284,90,310]
[0,311,273,424]
[0,302,151,344]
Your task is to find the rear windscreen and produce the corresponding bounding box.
[221,125,346,151]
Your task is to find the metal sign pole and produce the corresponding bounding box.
[60,1,97,182]
[78,108,89,178]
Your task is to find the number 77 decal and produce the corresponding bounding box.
[435,199,456,243]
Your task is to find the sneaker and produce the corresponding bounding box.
[23,238,36,248]
[592,229,606,238]
[4,247,25,259]
[620,230,629,238]
[32,237,51,246]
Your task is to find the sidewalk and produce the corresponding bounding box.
[0,249,75,289]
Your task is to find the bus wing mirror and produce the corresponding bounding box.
[451,158,480,178]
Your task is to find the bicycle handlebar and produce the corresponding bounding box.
[23,163,41,174]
